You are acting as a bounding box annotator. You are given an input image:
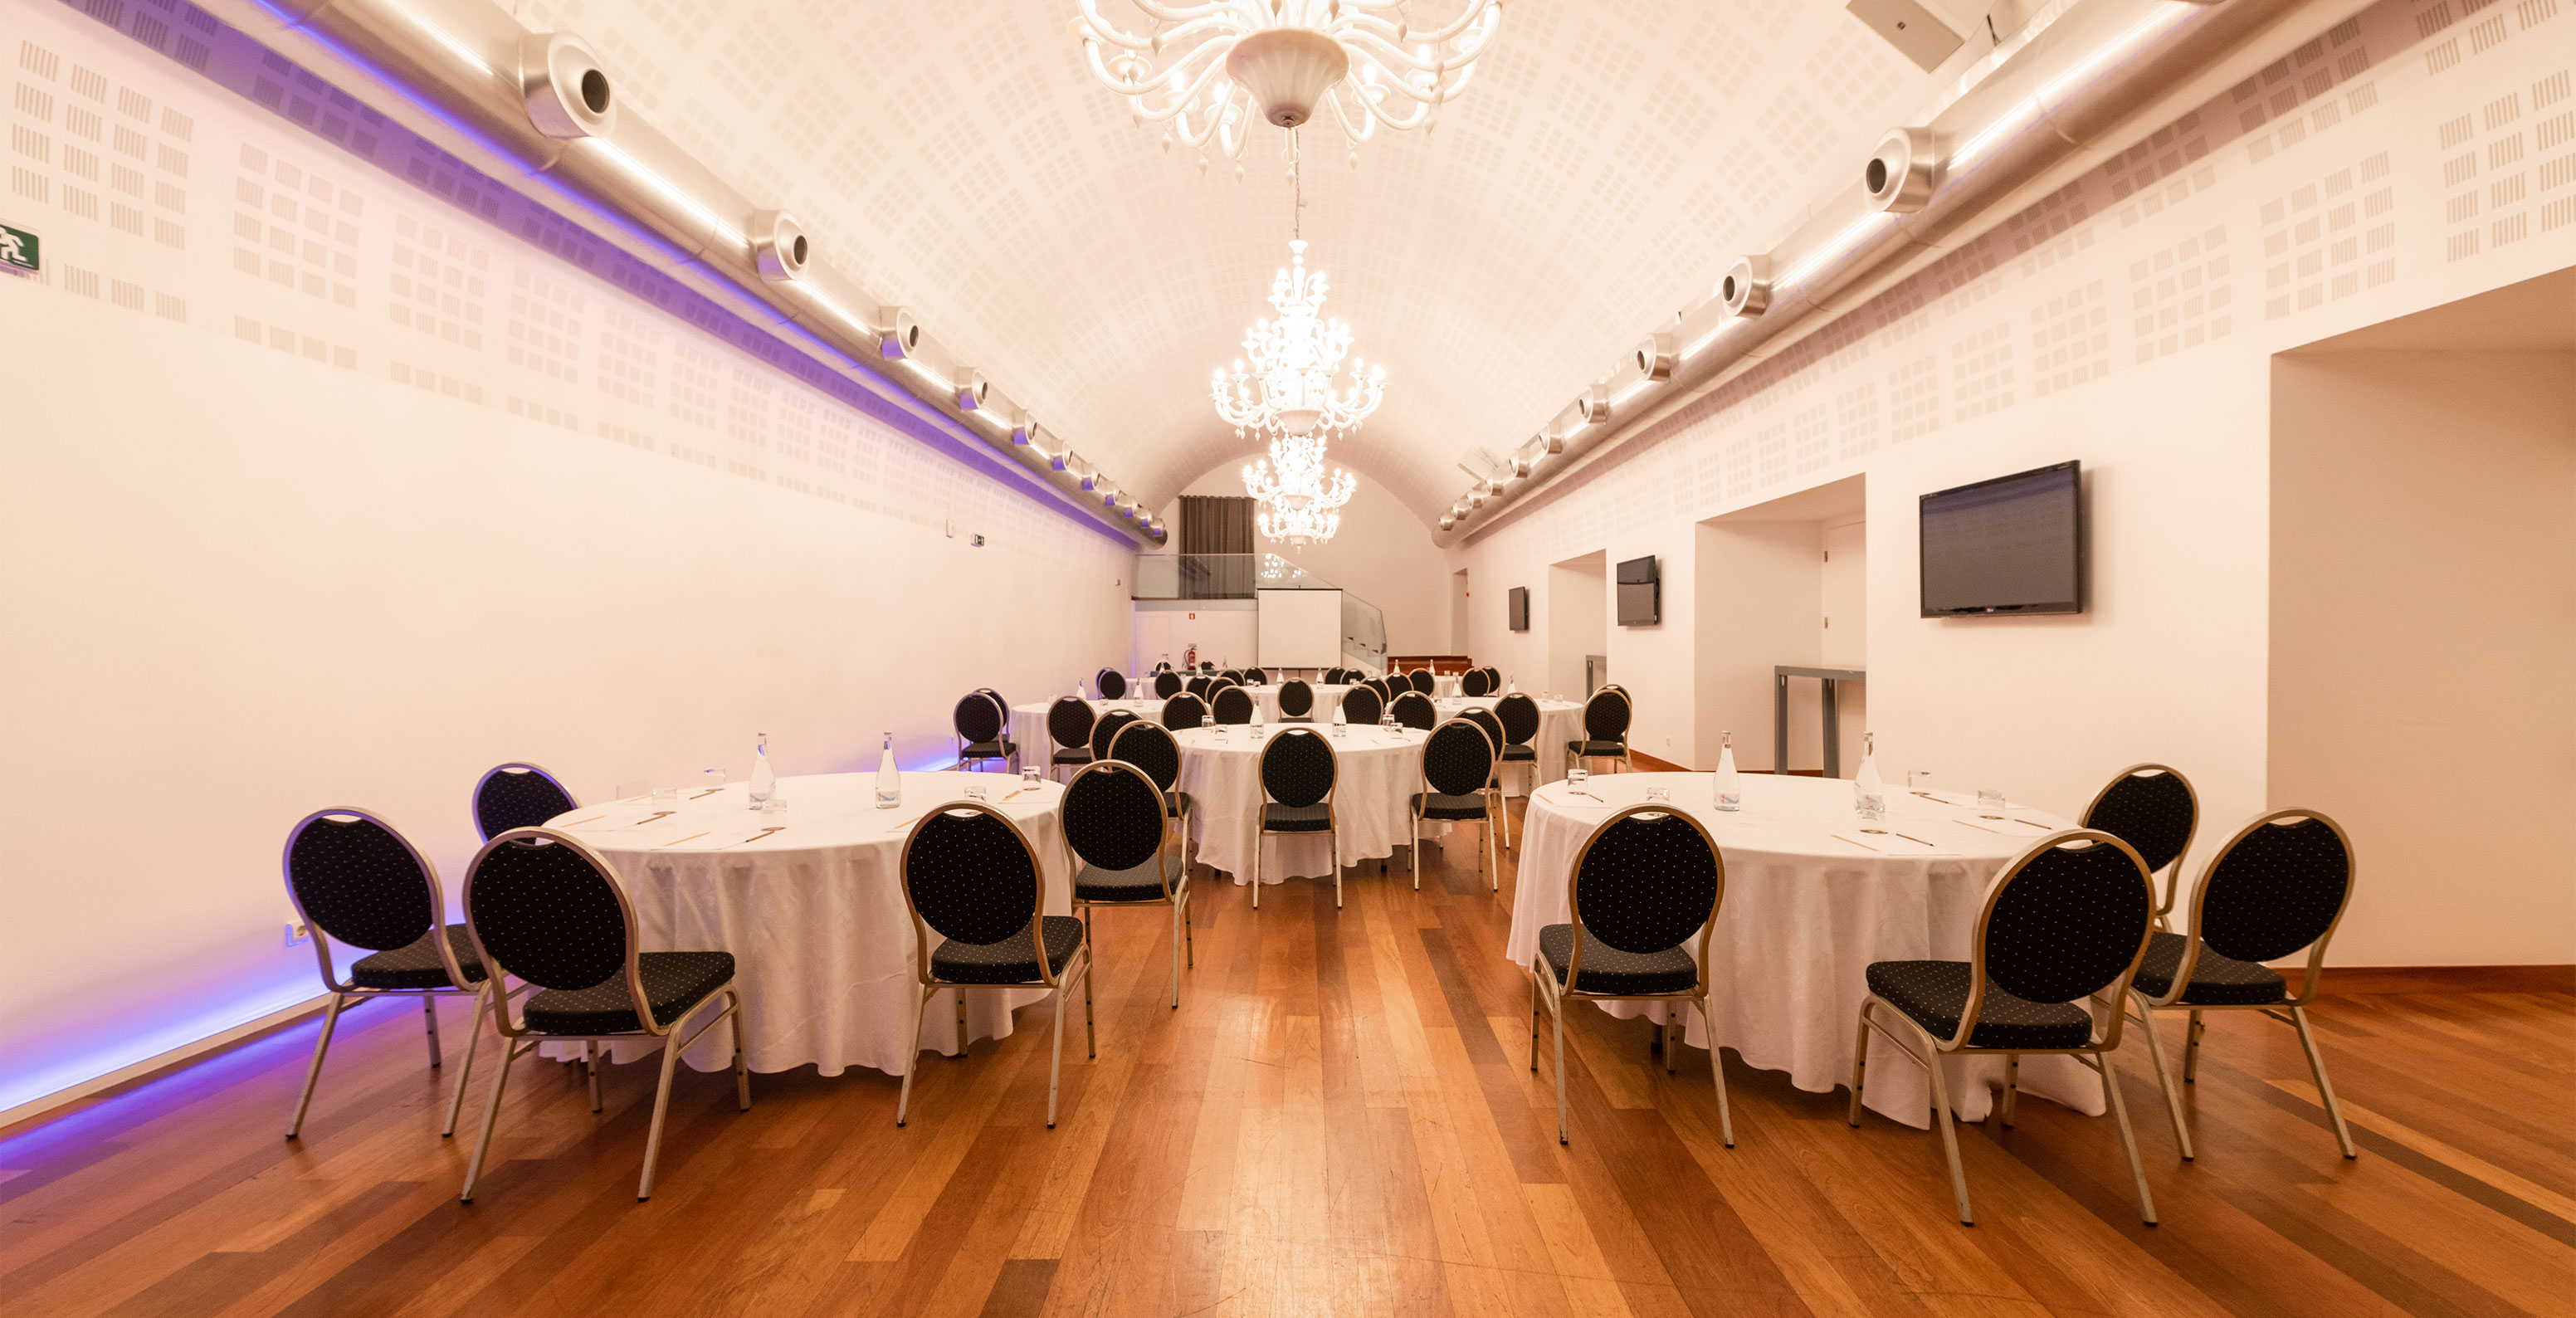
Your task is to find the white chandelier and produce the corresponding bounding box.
[1071,0,1507,168]
[1211,239,1384,440]
[1242,432,1356,547]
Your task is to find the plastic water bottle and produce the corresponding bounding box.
[1250,700,1265,734]
[749,733,776,810]
[875,733,900,809]
[1715,730,1742,812]
[1854,731,1886,823]
[1331,700,1347,737]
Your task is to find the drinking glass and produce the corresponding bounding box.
[1021,767,1040,787]
[1568,767,1589,787]
[1645,786,1671,804]
[1977,787,2008,814]
[1908,769,1934,793]
[651,783,679,812]
[615,779,651,803]
[964,783,988,802]
[703,767,728,798]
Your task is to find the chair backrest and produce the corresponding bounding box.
[1089,707,1140,760]
[1062,761,1173,895]
[1259,729,1337,808]
[2081,764,2198,884]
[465,828,643,1022]
[1494,693,1540,745]
[1582,688,1632,740]
[472,763,578,842]
[1047,696,1097,751]
[2189,810,2354,982]
[1460,705,1506,753]
[1199,661,1216,672]
[1389,691,1437,730]
[1186,675,1212,698]
[1110,719,1182,791]
[1421,720,1495,798]
[1161,692,1208,730]
[1278,679,1315,716]
[283,809,446,970]
[1242,669,1266,686]
[1569,806,1723,969]
[1096,669,1127,700]
[1323,666,1344,684]
[1212,686,1255,724]
[1153,670,1183,699]
[1339,686,1382,725]
[954,691,1007,745]
[1461,668,1493,696]
[1221,668,1243,685]
[901,804,1056,980]
[1964,831,2154,1043]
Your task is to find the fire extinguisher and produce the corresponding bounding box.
[1184,642,1198,669]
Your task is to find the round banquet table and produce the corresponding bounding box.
[1010,686,1371,758]
[1429,695,1585,797]
[542,772,1071,1077]
[1504,771,2091,1128]
[1171,723,1430,882]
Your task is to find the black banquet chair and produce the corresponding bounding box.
[1211,685,1256,725]
[1461,668,1493,697]
[1065,761,1194,1008]
[1566,687,1634,775]
[1411,719,1500,891]
[1220,668,1244,685]
[281,808,493,1140]
[2126,809,2359,1162]
[1277,679,1315,723]
[2081,764,2200,930]
[1154,670,1184,700]
[1161,691,1208,730]
[1088,707,1140,764]
[1530,804,1733,1147]
[1252,728,1339,910]
[896,803,1091,1128]
[1186,675,1213,699]
[1389,690,1437,731]
[1110,719,1194,866]
[1095,668,1128,700]
[1046,696,1098,782]
[1849,830,2158,1225]
[460,828,746,1202]
[953,691,1017,773]
[1492,693,1543,842]
[471,762,577,842]
[1339,685,1383,726]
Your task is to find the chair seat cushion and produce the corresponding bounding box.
[2130,931,2286,1005]
[932,915,1086,984]
[1165,789,1193,818]
[521,951,735,1035]
[1412,792,1488,821]
[1537,924,1698,995]
[350,925,486,989]
[961,740,1016,760]
[1051,748,1095,766]
[1076,852,1188,902]
[1567,740,1627,756]
[1261,802,1333,832]
[1865,960,2094,1050]
[1499,744,1537,761]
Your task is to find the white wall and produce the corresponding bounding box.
[0,7,1133,1114]
[1456,0,2576,963]
[1545,554,1606,699]
[2270,349,2575,965]
[1157,462,1455,657]
[1695,521,1820,772]
[1130,603,1258,674]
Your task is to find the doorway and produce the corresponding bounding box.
[1695,476,1867,775]
[1548,551,1606,699]
[1451,569,1471,654]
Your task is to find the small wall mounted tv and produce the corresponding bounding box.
[1507,586,1530,632]
[1615,555,1660,626]
[1919,461,2084,617]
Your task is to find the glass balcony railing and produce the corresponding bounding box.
[1134,550,1387,674]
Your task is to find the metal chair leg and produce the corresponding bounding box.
[1169,901,1183,1009]
[955,988,968,1058]
[1182,886,1195,969]
[2134,1000,2194,1159]
[1047,979,1067,1130]
[1847,1002,1873,1127]
[636,1031,685,1200]
[2100,1053,2158,1224]
[1083,954,1097,1060]
[1704,998,1734,1149]
[1252,828,1262,910]
[442,986,488,1138]
[730,989,750,1111]
[460,1039,524,1202]
[1924,1046,1973,1226]
[896,987,931,1127]
[585,1042,603,1113]
[2000,1054,2020,1128]
[286,993,348,1140]
[1528,970,1540,1071]
[2291,1005,2357,1159]
[1411,814,1421,890]
[2183,1009,2204,1081]
[1664,1008,1679,1075]
[423,995,443,1068]
[1552,989,1570,1145]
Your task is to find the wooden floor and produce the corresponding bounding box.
[7,810,2571,1318]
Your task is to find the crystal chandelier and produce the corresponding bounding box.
[1210,238,1384,439]
[1071,0,1506,169]
[1242,432,1356,547]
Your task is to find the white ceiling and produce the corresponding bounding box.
[525,0,1956,523]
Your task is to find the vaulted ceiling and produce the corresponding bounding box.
[527,0,1957,524]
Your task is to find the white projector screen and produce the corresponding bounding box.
[1257,588,1344,669]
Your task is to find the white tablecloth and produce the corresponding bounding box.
[1505,772,2092,1128]
[1172,725,1429,881]
[544,772,1070,1077]
[1009,697,1169,764]
[1429,696,1584,798]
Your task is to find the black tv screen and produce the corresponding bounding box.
[1615,555,1659,625]
[1919,461,2083,617]
[1507,586,1530,632]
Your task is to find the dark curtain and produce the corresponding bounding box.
[1179,495,1255,598]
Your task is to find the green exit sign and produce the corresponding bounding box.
[1,222,37,272]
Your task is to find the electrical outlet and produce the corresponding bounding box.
[285,919,310,948]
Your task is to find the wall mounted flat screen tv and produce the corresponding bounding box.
[1507,586,1530,632]
[1615,555,1660,626]
[1919,461,2084,617]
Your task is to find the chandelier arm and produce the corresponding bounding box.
[1117,0,1235,27]
[1349,85,1434,132]
[1126,48,1238,127]
[1387,2,1505,49]
[1321,85,1378,143]
[1071,0,1157,51]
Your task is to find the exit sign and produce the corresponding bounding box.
[0,222,36,272]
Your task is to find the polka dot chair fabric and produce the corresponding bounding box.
[1420,720,1496,802]
[953,693,1014,764]
[1459,706,1506,754]
[1186,676,1213,699]
[1537,925,1699,995]
[286,812,441,952]
[1980,838,2154,1007]
[1096,669,1128,700]
[1493,694,1541,758]
[521,951,738,1034]
[1154,671,1184,699]
[2081,765,2198,878]
[1160,693,1208,730]
[1260,730,1337,809]
[350,928,489,989]
[903,808,1044,949]
[1580,690,1632,742]
[1461,668,1495,697]
[472,764,578,842]
[1567,808,1722,957]
[931,918,1086,984]
[1089,708,1141,762]
[1861,961,2095,1049]
[465,834,633,992]
[1064,763,1176,902]
[1110,720,1193,820]
[1389,691,1437,730]
[1277,680,1315,720]
[1339,686,1382,725]
[2127,934,2285,1004]
[1048,696,1099,768]
[2197,814,2351,964]
[1212,686,1256,725]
